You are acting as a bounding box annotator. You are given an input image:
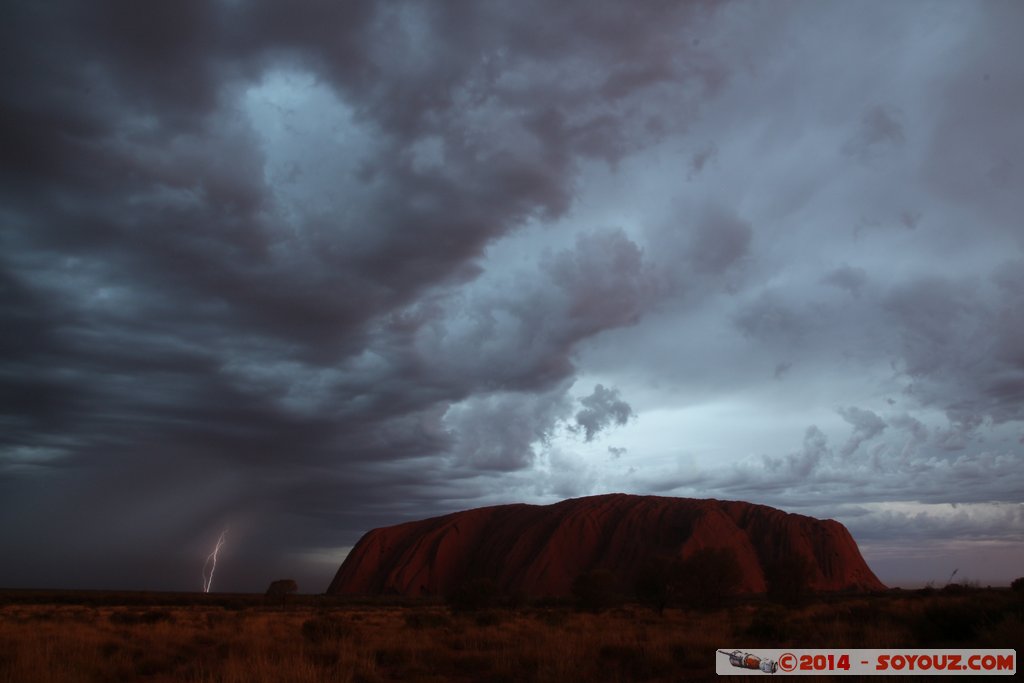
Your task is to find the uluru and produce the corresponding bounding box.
[328,493,885,598]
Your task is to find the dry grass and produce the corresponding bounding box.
[0,589,1019,682]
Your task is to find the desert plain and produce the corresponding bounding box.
[2,585,1020,682]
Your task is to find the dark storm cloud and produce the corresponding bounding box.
[922,3,1024,245]
[688,144,717,178]
[883,276,974,377]
[842,105,905,160]
[444,383,573,472]
[608,446,627,460]
[545,230,659,337]
[585,0,1022,582]
[881,269,1024,431]
[733,289,811,344]
[686,206,753,275]
[0,0,728,590]
[773,362,793,379]
[821,265,868,298]
[888,413,930,446]
[763,426,829,478]
[573,384,635,442]
[690,257,1024,510]
[4,0,1022,591]
[991,262,1024,395]
[664,412,1024,510]
[724,259,1022,460]
[837,406,887,459]
[843,503,1024,544]
[413,228,657,397]
[899,210,922,230]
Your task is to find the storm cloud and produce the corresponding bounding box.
[574,384,635,442]
[1,0,1022,590]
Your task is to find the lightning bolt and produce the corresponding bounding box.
[202,528,228,593]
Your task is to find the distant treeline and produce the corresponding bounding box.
[0,589,447,609]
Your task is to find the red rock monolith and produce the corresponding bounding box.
[327,493,884,597]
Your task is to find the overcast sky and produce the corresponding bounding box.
[2,0,1022,592]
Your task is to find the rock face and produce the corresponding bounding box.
[327,493,884,597]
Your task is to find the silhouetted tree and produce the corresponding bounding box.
[572,568,620,612]
[634,555,675,614]
[265,579,298,606]
[1011,577,1024,593]
[674,547,742,610]
[765,554,815,606]
[447,578,500,612]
